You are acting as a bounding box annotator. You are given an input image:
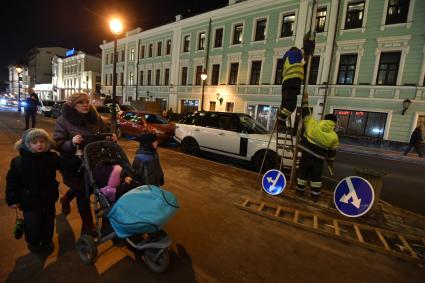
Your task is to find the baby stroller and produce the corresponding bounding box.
[76,139,177,273]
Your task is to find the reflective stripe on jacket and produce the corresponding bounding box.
[282,49,304,82]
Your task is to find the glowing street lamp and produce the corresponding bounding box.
[200,70,207,111]
[109,18,124,134]
[16,66,23,112]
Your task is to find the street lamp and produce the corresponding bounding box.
[200,70,207,111]
[16,66,23,112]
[109,18,123,134]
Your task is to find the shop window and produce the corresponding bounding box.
[333,109,387,138]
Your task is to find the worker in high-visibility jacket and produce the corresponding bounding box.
[297,111,339,201]
[278,47,305,127]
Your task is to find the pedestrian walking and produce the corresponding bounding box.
[296,101,339,201]
[6,129,60,254]
[23,88,41,130]
[404,126,423,157]
[53,92,111,235]
[132,133,165,186]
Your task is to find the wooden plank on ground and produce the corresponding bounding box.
[333,220,340,236]
[376,230,391,251]
[354,225,364,243]
[398,235,418,259]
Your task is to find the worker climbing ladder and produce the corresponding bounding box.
[258,1,318,190]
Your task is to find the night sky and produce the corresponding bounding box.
[0,0,228,83]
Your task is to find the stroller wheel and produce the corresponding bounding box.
[143,248,170,273]
[77,235,98,265]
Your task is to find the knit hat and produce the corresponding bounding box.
[15,128,53,152]
[324,114,337,123]
[67,92,90,107]
[137,133,158,151]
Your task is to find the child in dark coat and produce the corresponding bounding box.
[132,133,165,186]
[6,129,60,254]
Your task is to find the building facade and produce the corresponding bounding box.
[8,65,30,99]
[52,50,102,101]
[100,0,425,143]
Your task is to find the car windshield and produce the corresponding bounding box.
[239,114,269,134]
[96,106,110,113]
[42,100,55,106]
[144,114,168,124]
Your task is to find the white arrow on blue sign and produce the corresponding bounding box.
[334,176,375,218]
[262,169,286,196]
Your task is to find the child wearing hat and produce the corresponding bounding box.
[6,129,60,254]
[132,133,165,186]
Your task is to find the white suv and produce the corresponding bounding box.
[174,111,295,171]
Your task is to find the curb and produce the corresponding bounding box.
[338,147,425,166]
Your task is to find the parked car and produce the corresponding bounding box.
[174,111,295,171]
[105,103,136,116]
[38,100,55,116]
[117,111,175,143]
[50,101,66,118]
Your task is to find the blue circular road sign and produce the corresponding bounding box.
[262,169,286,196]
[334,176,375,218]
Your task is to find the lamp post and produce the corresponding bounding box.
[109,18,123,134]
[16,66,23,112]
[200,70,207,111]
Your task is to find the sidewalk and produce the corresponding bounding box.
[339,143,425,165]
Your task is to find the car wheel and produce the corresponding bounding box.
[181,137,200,155]
[253,150,277,173]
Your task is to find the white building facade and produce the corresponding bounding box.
[52,50,102,101]
[8,65,30,99]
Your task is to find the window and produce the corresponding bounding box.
[250,61,262,85]
[147,70,152,85]
[148,44,153,57]
[105,54,109,64]
[195,66,203,85]
[233,24,243,44]
[386,0,410,24]
[139,70,144,85]
[164,68,170,85]
[226,102,235,112]
[274,59,284,85]
[211,64,220,85]
[111,53,114,64]
[281,14,295,37]
[334,109,387,139]
[254,18,267,41]
[229,63,239,85]
[209,101,216,111]
[166,40,171,55]
[376,52,401,85]
[183,35,190,52]
[104,74,108,85]
[110,74,113,85]
[140,45,145,59]
[129,48,135,61]
[121,50,125,62]
[181,67,188,85]
[120,73,124,86]
[345,1,365,29]
[337,54,357,85]
[316,8,327,33]
[180,100,199,114]
[214,28,223,48]
[155,69,161,85]
[157,42,162,56]
[129,72,134,85]
[205,112,220,128]
[198,32,206,50]
[309,56,320,85]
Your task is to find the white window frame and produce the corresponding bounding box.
[129,47,135,61]
[315,4,330,37]
[212,26,225,50]
[332,39,366,91]
[251,16,268,45]
[329,106,393,140]
[196,31,207,52]
[340,0,369,35]
[182,34,191,53]
[277,9,298,42]
[372,36,411,89]
[230,21,245,47]
[247,50,266,85]
[380,0,415,30]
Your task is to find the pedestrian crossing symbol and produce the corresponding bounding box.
[334,176,375,218]
[262,169,286,196]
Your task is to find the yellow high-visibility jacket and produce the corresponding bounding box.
[282,48,304,82]
[299,116,339,160]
